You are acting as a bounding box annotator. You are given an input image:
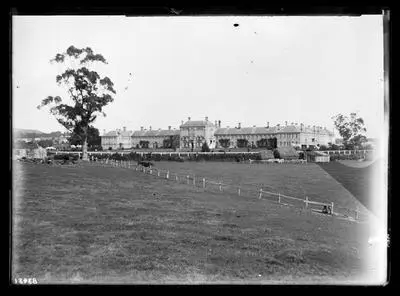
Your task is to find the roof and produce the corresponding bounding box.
[180,120,215,128]
[103,130,133,137]
[215,124,334,136]
[215,126,278,135]
[132,129,180,137]
[103,131,118,137]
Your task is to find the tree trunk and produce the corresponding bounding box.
[82,136,89,161]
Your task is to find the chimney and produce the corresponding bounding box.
[181,120,184,125]
[238,122,241,129]
[253,125,256,128]
[168,126,171,130]
[267,122,270,128]
[205,116,208,121]
[218,120,221,128]
[103,129,106,135]
[149,126,152,131]
[140,126,144,131]
[285,121,288,126]
[300,123,304,131]
[123,126,126,132]
[188,117,191,121]
[215,120,218,126]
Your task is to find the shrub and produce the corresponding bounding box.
[201,142,211,152]
[273,149,281,159]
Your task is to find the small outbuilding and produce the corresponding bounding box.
[306,151,330,163]
[13,142,47,160]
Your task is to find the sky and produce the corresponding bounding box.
[12,15,385,138]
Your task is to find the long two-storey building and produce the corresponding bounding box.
[101,117,334,151]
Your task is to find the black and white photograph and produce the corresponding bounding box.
[11,8,390,285]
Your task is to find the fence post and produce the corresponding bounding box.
[238,186,241,196]
[187,175,190,185]
[166,171,169,179]
[219,182,222,192]
[278,193,281,203]
[176,175,178,182]
[150,168,152,175]
[158,170,160,177]
[305,196,309,209]
[331,202,334,215]
[259,188,262,199]
[203,178,206,188]
[193,176,196,186]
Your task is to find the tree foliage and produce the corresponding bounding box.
[37,46,116,160]
[332,113,367,149]
[201,141,210,152]
[37,139,54,148]
[69,126,101,147]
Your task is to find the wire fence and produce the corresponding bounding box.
[91,158,369,222]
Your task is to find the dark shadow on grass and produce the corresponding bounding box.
[317,160,381,215]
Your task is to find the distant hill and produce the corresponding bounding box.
[14,128,68,138]
[14,128,45,136]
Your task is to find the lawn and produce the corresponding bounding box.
[12,161,377,284]
[152,161,369,215]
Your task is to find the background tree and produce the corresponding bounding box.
[37,139,54,148]
[69,126,101,149]
[37,46,116,161]
[332,113,367,150]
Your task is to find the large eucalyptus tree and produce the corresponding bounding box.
[38,46,116,160]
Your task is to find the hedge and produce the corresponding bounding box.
[88,152,262,162]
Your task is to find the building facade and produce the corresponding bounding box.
[179,117,217,151]
[101,127,133,150]
[131,127,180,149]
[101,119,335,151]
[214,122,333,149]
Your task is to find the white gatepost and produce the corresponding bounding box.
[176,175,178,182]
[238,186,241,196]
[278,193,281,203]
[203,178,206,188]
[259,188,262,199]
[158,170,160,177]
[187,175,190,184]
[305,196,309,209]
[193,176,196,186]
[166,171,169,179]
[331,202,334,215]
[219,183,222,192]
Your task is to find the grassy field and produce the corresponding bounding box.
[152,161,369,214]
[12,161,376,284]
